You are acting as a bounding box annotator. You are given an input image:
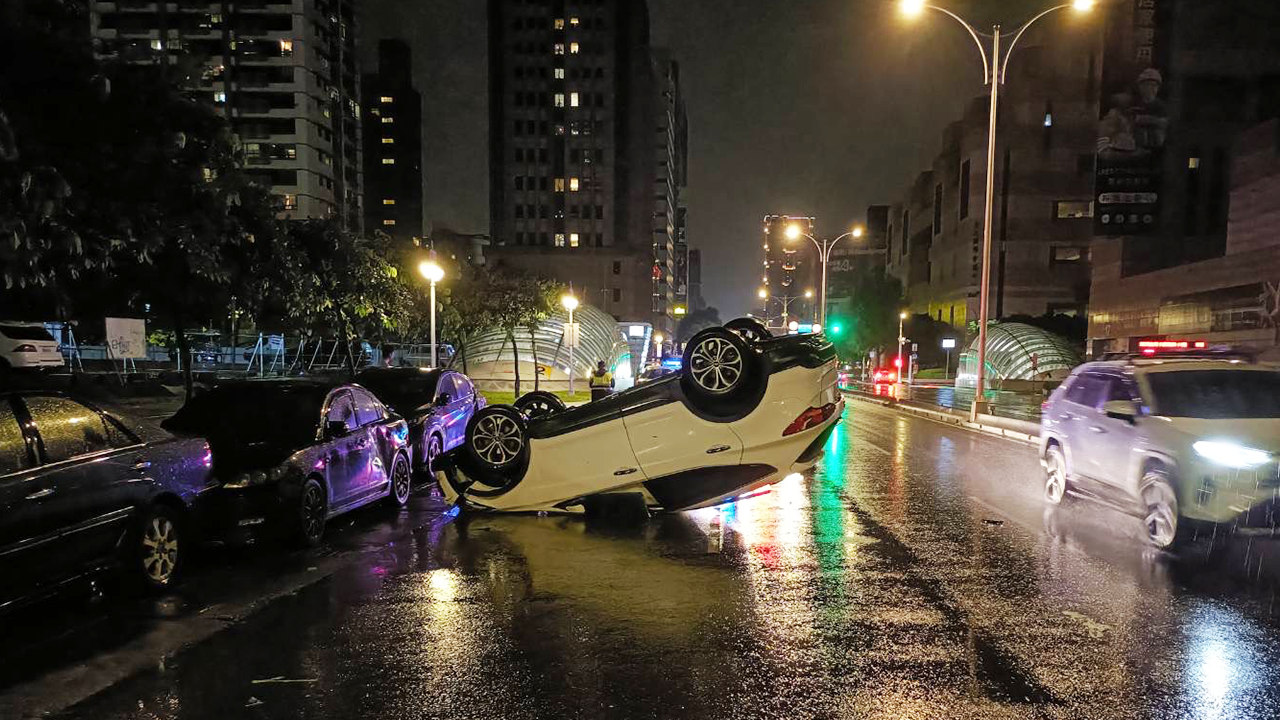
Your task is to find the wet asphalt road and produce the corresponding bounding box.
[5,397,1280,719]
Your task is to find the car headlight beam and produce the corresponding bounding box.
[1193,441,1272,469]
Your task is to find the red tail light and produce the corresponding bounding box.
[783,403,838,436]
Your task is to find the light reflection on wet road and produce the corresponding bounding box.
[13,400,1280,719]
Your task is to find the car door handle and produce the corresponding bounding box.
[613,468,638,476]
[25,488,54,501]
[706,445,732,455]
[133,460,152,470]
[1089,426,1107,434]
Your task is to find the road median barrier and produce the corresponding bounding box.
[842,388,1039,446]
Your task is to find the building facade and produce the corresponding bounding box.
[884,31,1101,332]
[1087,0,1280,355]
[361,39,422,244]
[89,0,364,229]
[761,214,817,329]
[687,247,706,312]
[486,0,660,323]
[650,49,688,334]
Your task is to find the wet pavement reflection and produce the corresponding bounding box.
[10,400,1280,719]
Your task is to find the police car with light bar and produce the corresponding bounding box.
[1040,341,1280,550]
[435,318,843,514]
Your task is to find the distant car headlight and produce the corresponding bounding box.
[1193,441,1272,469]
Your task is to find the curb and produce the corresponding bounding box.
[843,390,1040,446]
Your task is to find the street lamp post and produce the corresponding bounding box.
[900,0,1093,420]
[418,261,445,367]
[785,224,864,326]
[653,333,664,362]
[561,294,579,395]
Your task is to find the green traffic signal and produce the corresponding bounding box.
[829,323,844,336]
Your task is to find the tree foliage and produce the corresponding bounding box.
[826,272,906,361]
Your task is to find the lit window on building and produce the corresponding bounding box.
[150,39,163,50]
[1188,157,1201,169]
[554,233,566,247]
[382,158,395,165]
[214,91,227,103]
[202,168,215,182]
[383,219,396,226]
[554,178,566,192]
[569,233,580,247]
[383,199,396,205]
[282,194,297,210]
[569,177,580,191]
[380,96,394,103]
[555,124,566,136]
[554,93,565,107]
[286,146,297,159]
[280,39,293,56]
[381,137,394,144]
[570,92,579,107]
[554,43,565,55]
[382,116,394,124]
[554,18,565,29]
[1043,113,1053,127]
[570,42,580,54]
[555,67,565,79]
[570,16,580,26]
[1055,201,1094,219]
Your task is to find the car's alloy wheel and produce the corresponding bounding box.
[472,413,525,465]
[1142,478,1179,550]
[299,479,327,546]
[140,514,180,586]
[390,455,411,505]
[426,434,443,475]
[724,317,771,344]
[689,336,744,395]
[1044,446,1068,505]
[514,391,565,420]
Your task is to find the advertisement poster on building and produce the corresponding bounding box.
[1094,0,1169,236]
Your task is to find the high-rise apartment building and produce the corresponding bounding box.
[362,39,422,244]
[89,0,364,229]
[650,49,687,333]
[761,215,818,328]
[487,0,660,322]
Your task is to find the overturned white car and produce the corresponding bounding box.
[436,319,843,514]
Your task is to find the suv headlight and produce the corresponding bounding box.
[1193,441,1272,469]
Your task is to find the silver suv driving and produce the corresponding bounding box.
[1040,356,1280,550]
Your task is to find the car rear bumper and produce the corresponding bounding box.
[7,353,64,369]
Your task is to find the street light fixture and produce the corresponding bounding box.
[785,224,866,325]
[899,0,1093,420]
[653,332,665,362]
[561,294,579,394]
[418,261,445,367]
[757,288,768,299]
[804,289,814,299]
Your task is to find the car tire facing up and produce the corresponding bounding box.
[461,405,530,490]
[132,504,184,592]
[513,390,566,420]
[681,327,761,416]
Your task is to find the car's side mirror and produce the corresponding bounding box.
[436,392,452,407]
[325,420,349,438]
[1103,400,1138,423]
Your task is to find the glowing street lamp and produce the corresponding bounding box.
[562,294,579,394]
[418,261,445,367]
[785,224,866,325]
[653,332,665,362]
[899,0,1093,419]
[757,288,768,299]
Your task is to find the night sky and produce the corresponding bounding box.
[360,0,1052,316]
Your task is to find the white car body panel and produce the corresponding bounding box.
[623,403,743,479]
[0,323,63,369]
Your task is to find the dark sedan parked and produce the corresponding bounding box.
[162,381,411,547]
[354,368,485,478]
[0,393,212,612]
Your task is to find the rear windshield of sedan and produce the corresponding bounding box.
[163,385,327,447]
[0,324,56,341]
[1148,370,1280,419]
[357,372,441,413]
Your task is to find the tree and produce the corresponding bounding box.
[676,306,722,346]
[826,272,905,362]
[264,221,414,375]
[485,274,561,396]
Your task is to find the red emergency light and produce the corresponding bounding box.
[1138,340,1208,351]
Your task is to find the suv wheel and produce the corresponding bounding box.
[459,405,530,491]
[1141,468,1193,551]
[1044,444,1071,505]
[680,327,762,416]
[513,390,566,420]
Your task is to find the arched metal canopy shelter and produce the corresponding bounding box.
[955,322,1082,388]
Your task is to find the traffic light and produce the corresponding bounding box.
[829,322,843,336]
